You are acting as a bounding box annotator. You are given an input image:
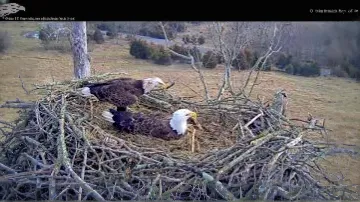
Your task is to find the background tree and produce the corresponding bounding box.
[159,21,292,102]
[70,22,91,79]
[207,22,292,100]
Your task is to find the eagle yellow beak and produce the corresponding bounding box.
[189,112,197,120]
[189,111,203,130]
[161,83,169,89]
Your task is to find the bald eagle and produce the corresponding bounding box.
[101,108,198,140]
[80,77,168,111]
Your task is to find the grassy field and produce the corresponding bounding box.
[1,22,359,185]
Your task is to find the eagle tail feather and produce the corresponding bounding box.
[80,87,92,97]
[102,110,115,123]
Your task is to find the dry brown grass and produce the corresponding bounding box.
[1,22,359,186]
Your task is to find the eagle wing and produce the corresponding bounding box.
[87,78,143,108]
[133,115,178,140]
[110,110,180,141]
[85,77,135,88]
[99,84,139,108]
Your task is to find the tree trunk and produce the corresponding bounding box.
[70,22,91,79]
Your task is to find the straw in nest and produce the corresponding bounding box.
[0,74,359,201]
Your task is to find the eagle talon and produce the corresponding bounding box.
[127,108,135,112]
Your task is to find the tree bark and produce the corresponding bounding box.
[70,22,91,79]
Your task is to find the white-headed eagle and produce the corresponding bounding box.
[80,77,169,111]
[102,108,198,140]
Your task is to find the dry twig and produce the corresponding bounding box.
[0,74,358,201]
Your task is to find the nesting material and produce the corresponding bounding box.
[0,75,358,201]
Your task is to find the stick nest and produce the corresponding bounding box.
[0,74,359,201]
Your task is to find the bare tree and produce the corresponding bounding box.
[70,22,91,79]
[207,22,264,100]
[241,22,292,99]
[159,21,292,103]
[37,22,92,79]
[207,22,292,100]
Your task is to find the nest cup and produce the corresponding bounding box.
[0,74,358,201]
[90,97,237,158]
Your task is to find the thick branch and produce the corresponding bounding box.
[57,95,105,201]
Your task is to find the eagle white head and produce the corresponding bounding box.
[142,77,167,93]
[169,109,197,135]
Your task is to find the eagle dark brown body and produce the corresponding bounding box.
[103,109,184,141]
[81,78,145,111]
